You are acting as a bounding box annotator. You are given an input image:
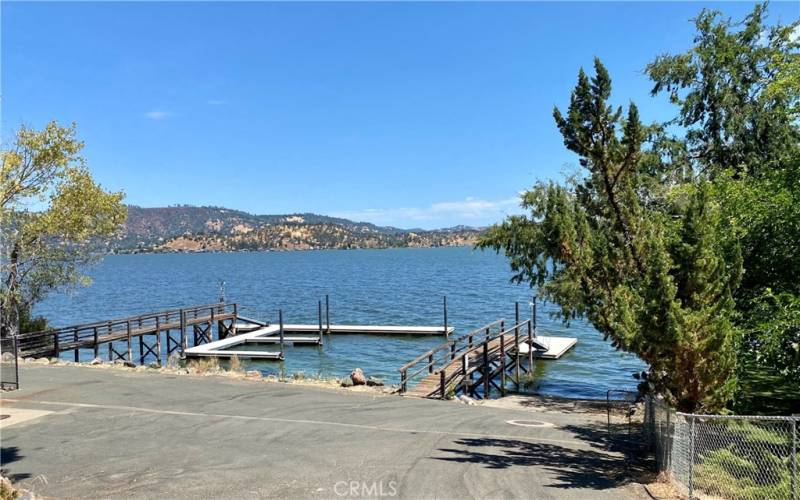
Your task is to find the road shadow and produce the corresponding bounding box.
[434,422,655,490]
[1,446,31,482]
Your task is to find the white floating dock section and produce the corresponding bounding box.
[185,322,454,361]
[283,324,454,336]
[185,325,285,360]
[517,336,577,360]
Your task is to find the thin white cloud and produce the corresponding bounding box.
[207,99,225,106]
[332,196,523,229]
[144,110,173,120]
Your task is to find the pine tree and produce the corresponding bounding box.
[479,60,741,412]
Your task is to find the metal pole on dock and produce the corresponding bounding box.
[279,309,285,359]
[325,295,330,333]
[532,296,537,335]
[443,296,448,337]
[317,300,324,346]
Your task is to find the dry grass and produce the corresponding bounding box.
[188,356,220,374]
[229,354,242,373]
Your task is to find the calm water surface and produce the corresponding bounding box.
[34,247,645,398]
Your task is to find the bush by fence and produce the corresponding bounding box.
[646,398,798,500]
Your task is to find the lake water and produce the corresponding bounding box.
[34,247,645,398]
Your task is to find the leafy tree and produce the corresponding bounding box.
[479,60,741,412]
[647,4,799,178]
[481,4,798,412]
[647,5,800,389]
[1,122,127,336]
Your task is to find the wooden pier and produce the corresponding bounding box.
[398,300,577,399]
[15,303,238,364]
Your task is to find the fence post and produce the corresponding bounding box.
[53,331,60,358]
[499,335,506,396]
[461,354,468,394]
[139,330,145,365]
[689,416,696,499]
[440,370,446,400]
[450,342,456,361]
[126,320,133,361]
[73,327,79,362]
[482,343,489,399]
[792,418,797,500]
[428,354,434,373]
[155,316,162,366]
[93,327,99,359]
[15,336,20,389]
[400,369,407,394]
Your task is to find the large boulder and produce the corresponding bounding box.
[366,377,384,387]
[350,368,366,386]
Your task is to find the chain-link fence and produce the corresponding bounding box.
[647,398,799,500]
[1,336,20,390]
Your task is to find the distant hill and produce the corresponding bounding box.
[114,205,483,252]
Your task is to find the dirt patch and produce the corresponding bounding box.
[482,394,612,415]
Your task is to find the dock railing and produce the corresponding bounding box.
[398,319,505,393]
[15,302,238,360]
[399,318,537,397]
[438,319,534,399]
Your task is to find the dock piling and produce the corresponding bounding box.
[317,300,324,346]
[180,309,187,354]
[325,295,330,333]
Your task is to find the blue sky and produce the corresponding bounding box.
[3,2,797,229]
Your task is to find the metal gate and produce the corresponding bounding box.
[1,336,20,390]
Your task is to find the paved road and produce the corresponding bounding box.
[1,365,648,499]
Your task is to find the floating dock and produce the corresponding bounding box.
[283,324,454,336]
[185,322,454,360]
[185,325,286,360]
[517,335,577,359]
